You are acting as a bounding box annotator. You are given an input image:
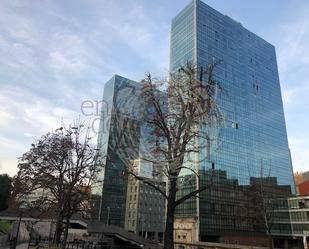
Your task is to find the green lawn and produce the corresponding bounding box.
[0,221,11,234]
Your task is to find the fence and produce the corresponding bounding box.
[174,241,269,249]
[0,233,9,248]
[28,240,143,249]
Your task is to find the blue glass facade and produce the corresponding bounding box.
[97,75,167,227]
[171,0,295,242]
[97,75,142,226]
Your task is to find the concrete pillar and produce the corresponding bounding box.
[155,231,158,241]
[303,236,308,249]
[284,239,289,249]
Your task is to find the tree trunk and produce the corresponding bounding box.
[61,215,70,249]
[268,234,273,249]
[54,217,63,245]
[164,177,177,249]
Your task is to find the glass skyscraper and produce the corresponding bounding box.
[96,0,295,245]
[96,75,167,227]
[171,0,295,244]
[96,75,143,226]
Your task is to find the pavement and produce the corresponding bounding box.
[3,243,29,249]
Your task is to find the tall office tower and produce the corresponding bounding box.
[95,75,142,227]
[170,0,295,245]
[96,75,166,228]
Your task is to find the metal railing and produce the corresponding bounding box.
[0,234,9,248]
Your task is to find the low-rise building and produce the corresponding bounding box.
[294,171,309,195]
[270,196,309,249]
[124,174,165,242]
[299,181,309,196]
[174,217,198,243]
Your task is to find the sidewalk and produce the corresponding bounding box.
[3,243,29,249]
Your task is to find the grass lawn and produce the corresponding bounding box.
[0,221,11,234]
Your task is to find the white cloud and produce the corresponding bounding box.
[0,0,169,176]
[282,88,297,105]
[0,86,82,176]
[0,136,28,176]
[277,5,309,75]
[49,50,85,72]
[0,158,19,176]
[289,136,309,172]
[0,136,26,153]
[48,31,88,73]
[274,3,309,173]
[0,109,14,127]
[23,132,36,138]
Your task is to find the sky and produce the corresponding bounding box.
[0,0,308,176]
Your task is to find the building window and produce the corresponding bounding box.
[232,122,239,129]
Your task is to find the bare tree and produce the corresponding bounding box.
[249,160,292,249]
[251,177,276,249]
[116,62,223,249]
[15,122,103,248]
